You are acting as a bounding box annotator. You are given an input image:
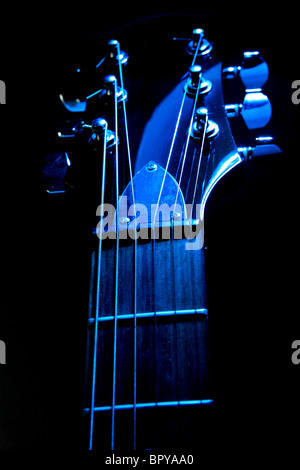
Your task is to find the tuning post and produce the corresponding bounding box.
[185,65,212,97]
[223,51,269,89]
[88,117,118,148]
[57,118,117,148]
[96,39,129,69]
[97,74,127,103]
[191,107,219,140]
[225,89,272,129]
[186,28,213,57]
[107,39,129,66]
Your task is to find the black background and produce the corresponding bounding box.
[0,4,299,462]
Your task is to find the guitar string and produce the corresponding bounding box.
[189,112,208,220]
[117,45,138,451]
[173,30,204,215]
[89,121,108,451]
[171,36,206,411]
[111,78,120,451]
[152,31,203,227]
[108,34,204,449]
[173,71,204,217]
[150,33,204,439]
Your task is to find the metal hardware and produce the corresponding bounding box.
[146,162,158,172]
[184,65,212,97]
[186,28,213,56]
[225,89,272,129]
[172,212,182,220]
[191,107,219,140]
[84,398,214,414]
[88,308,208,325]
[223,51,269,89]
[238,136,282,161]
[91,117,107,135]
[106,39,129,66]
[98,74,128,103]
[119,217,130,224]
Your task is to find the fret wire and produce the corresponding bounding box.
[89,121,108,451]
[88,308,208,324]
[84,398,214,413]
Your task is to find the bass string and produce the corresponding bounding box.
[89,121,108,451]
[117,44,138,451]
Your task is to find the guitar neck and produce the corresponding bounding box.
[84,236,212,450]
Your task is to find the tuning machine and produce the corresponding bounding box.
[185,65,212,97]
[101,39,129,67]
[191,107,219,140]
[57,117,117,148]
[238,136,282,161]
[225,89,272,129]
[60,73,127,114]
[223,51,269,89]
[59,39,128,113]
[185,28,213,57]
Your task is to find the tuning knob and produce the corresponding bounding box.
[225,89,272,129]
[223,51,269,89]
[238,136,282,161]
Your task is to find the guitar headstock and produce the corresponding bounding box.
[42,22,281,244]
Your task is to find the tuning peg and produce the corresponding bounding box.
[225,89,272,129]
[238,136,282,161]
[107,39,129,66]
[191,107,219,140]
[186,28,213,56]
[184,65,212,97]
[96,39,129,69]
[223,51,269,89]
